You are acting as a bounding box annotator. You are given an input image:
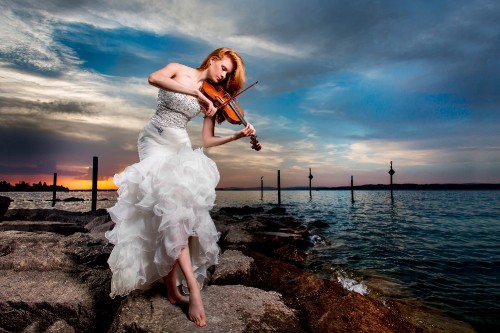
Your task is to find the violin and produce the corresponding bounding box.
[201,80,262,151]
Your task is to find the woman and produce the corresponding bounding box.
[105,47,255,327]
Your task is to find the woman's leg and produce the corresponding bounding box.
[162,263,184,304]
[177,244,207,327]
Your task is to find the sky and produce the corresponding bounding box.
[0,0,499,190]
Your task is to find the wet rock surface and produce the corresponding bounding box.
[0,205,476,332]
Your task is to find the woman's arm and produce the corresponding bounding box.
[148,63,199,97]
[202,116,256,148]
[148,63,217,116]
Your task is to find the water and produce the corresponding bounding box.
[3,190,499,332]
[1,191,117,212]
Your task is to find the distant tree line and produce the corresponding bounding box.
[0,180,69,192]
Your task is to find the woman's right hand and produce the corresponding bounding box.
[198,92,217,117]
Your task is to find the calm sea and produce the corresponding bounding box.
[2,190,499,332]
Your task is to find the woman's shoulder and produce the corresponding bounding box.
[164,62,196,74]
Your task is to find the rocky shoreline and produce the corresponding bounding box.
[0,197,475,332]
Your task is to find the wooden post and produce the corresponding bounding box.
[308,168,313,198]
[388,161,395,201]
[91,156,98,211]
[277,170,281,205]
[52,173,57,207]
[351,175,355,203]
[260,176,264,200]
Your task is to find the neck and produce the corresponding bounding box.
[197,68,209,84]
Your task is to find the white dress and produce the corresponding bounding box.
[105,89,220,298]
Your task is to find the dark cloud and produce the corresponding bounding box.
[0,114,139,178]
[0,160,56,175]
[237,0,500,107]
[0,97,97,115]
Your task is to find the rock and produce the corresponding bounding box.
[84,215,114,240]
[109,284,302,333]
[303,290,419,333]
[45,320,76,333]
[274,243,307,264]
[267,206,286,215]
[310,220,329,228]
[61,197,85,202]
[3,208,109,226]
[250,252,335,307]
[0,196,11,221]
[211,250,254,285]
[21,320,76,333]
[0,230,119,333]
[217,205,264,216]
[84,215,110,231]
[390,298,477,333]
[0,220,87,235]
[222,225,253,245]
[87,221,114,241]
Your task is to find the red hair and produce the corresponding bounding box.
[198,47,246,95]
[198,47,246,124]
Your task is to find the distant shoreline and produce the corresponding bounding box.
[2,183,499,192]
[216,183,500,191]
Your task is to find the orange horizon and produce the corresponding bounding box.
[0,175,118,191]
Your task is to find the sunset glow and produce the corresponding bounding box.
[1,174,117,191]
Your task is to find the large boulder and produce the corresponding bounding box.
[108,284,302,333]
[303,289,418,333]
[211,249,254,285]
[0,230,119,333]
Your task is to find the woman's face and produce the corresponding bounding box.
[209,56,234,83]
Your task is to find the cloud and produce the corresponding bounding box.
[4,0,499,98]
[0,0,499,187]
[0,4,83,75]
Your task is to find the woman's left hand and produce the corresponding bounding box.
[233,123,256,140]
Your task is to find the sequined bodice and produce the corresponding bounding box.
[150,89,202,130]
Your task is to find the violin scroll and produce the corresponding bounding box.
[250,134,261,151]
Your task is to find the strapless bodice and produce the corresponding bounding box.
[150,89,202,130]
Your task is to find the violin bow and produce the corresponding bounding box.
[215,81,258,111]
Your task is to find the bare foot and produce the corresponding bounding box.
[188,287,207,327]
[166,285,186,305]
[163,274,186,305]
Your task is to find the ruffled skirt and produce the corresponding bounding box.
[105,122,220,298]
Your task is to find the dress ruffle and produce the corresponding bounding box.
[105,143,220,298]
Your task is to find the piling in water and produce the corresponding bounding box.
[92,156,98,211]
[309,168,313,198]
[277,170,281,205]
[52,173,57,207]
[260,176,264,200]
[351,175,355,203]
[388,161,395,201]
